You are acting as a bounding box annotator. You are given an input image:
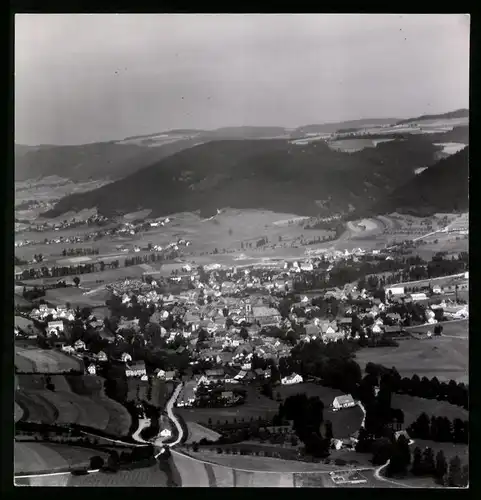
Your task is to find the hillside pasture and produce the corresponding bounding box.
[65,465,169,487]
[391,394,468,427]
[60,391,110,429]
[15,391,57,425]
[66,374,104,396]
[32,390,79,425]
[355,335,468,383]
[94,396,132,436]
[15,442,69,475]
[16,374,130,433]
[14,442,109,476]
[15,346,83,373]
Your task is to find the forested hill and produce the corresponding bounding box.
[366,147,469,216]
[43,135,441,219]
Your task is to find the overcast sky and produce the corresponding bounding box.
[15,14,470,145]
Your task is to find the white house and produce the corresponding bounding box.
[386,286,405,297]
[281,373,303,385]
[87,364,97,375]
[160,428,172,438]
[74,339,86,351]
[47,320,64,336]
[332,394,356,410]
[372,323,382,334]
[61,345,75,355]
[121,352,132,363]
[410,293,427,301]
[432,285,442,294]
[97,350,108,362]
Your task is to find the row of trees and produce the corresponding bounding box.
[407,413,468,444]
[124,251,177,267]
[387,438,468,487]
[365,363,468,409]
[18,261,120,281]
[62,247,100,256]
[89,445,155,473]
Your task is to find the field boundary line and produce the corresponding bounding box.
[172,449,375,475]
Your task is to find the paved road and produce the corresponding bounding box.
[153,383,184,455]
[373,460,413,488]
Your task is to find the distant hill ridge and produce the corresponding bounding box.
[16,109,468,183]
[396,108,469,125]
[43,135,443,219]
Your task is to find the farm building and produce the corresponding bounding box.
[281,373,303,385]
[87,363,97,375]
[332,394,356,410]
[126,361,147,378]
[386,286,405,296]
[410,293,428,301]
[74,339,86,351]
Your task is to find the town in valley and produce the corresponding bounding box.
[14,13,469,488]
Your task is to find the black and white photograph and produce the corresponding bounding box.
[14,14,469,487]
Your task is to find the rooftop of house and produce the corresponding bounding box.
[334,394,355,404]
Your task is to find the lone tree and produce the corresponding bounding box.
[421,447,436,476]
[447,455,463,487]
[411,447,423,476]
[73,276,80,287]
[435,450,448,484]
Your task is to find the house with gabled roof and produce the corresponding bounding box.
[332,394,356,410]
[281,373,303,385]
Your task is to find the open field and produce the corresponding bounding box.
[185,422,222,444]
[35,286,110,308]
[14,442,109,475]
[67,466,169,487]
[15,374,131,435]
[16,465,169,487]
[15,346,84,374]
[355,334,468,383]
[172,450,387,487]
[391,393,468,426]
[15,316,42,335]
[406,319,468,338]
